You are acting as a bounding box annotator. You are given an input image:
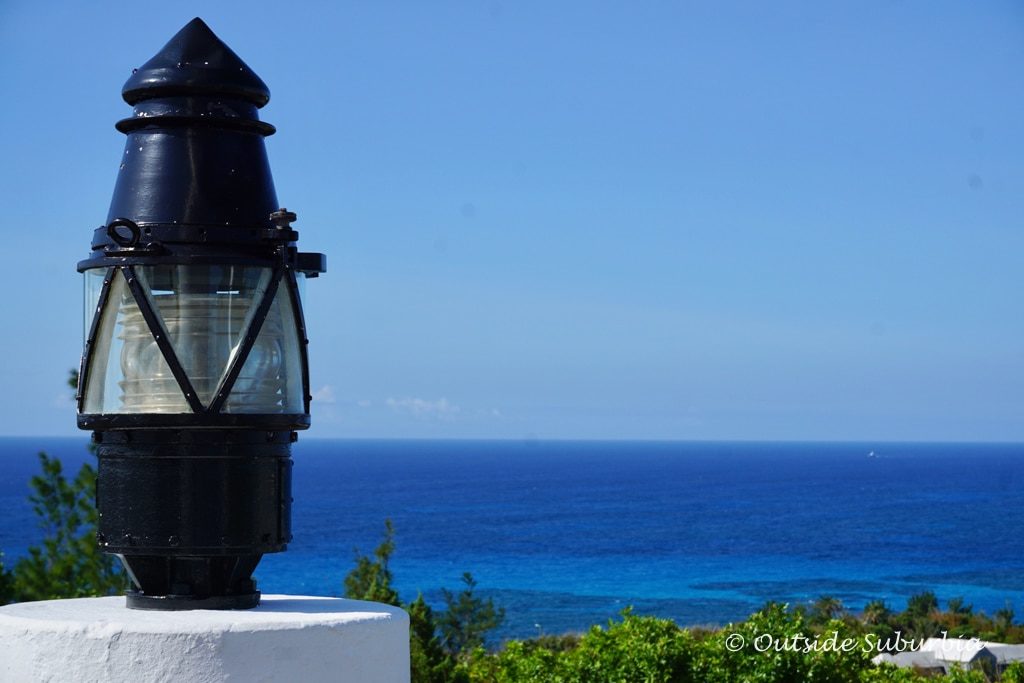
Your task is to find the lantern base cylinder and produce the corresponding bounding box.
[95,429,293,609]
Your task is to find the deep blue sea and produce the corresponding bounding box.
[2,437,1023,641]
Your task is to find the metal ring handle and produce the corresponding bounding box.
[107,218,141,248]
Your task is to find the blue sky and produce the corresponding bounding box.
[1,1,1022,440]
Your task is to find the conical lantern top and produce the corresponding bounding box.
[122,17,270,107]
[103,17,279,230]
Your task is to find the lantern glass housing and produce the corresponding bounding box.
[81,265,305,415]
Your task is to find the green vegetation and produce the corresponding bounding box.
[5,452,127,601]
[0,451,127,602]
[439,572,506,656]
[457,598,1024,683]
[343,524,1024,683]
[0,370,127,603]
[461,608,698,683]
[342,520,505,683]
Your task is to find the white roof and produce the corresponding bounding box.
[985,643,1024,663]
[875,638,1024,671]
[872,651,945,671]
[919,637,991,662]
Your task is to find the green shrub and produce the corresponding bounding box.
[10,453,126,601]
[1002,662,1024,683]
[458,609,694,683]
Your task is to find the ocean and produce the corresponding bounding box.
[2,437,1023,641]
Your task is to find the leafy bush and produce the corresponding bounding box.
[440,572,505,656]
[695,603,868,683]
[566,609,696,682]
[459,598,1024,683]
[343,520,505,683]
[8,452,126,602]
[458,609,695,683]
[344,519,400,605]
[1003,662,1024,683]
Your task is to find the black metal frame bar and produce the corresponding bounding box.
[89,221,299,250]
[79,412,309,430]
[79,251,324,276]
[81,252,283,273]
[116,115,275,136]
[79,217,324,276]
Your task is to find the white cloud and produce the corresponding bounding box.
[312,385,337,404]
[386,397,461,420]
[356,399,372,408]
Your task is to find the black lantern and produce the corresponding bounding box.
[77,18,325,610]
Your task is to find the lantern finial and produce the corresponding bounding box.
[122,17,270,107]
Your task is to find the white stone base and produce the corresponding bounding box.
[0,594,409,683]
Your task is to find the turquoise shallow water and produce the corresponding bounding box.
[2,437,1023,640]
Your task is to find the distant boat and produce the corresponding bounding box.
[867,450,877,458]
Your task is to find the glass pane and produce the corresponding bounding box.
[83,271,186,413]
[83,273,122,413]
[83,269,106,342]
[224,276,304,414]
[134,265,273,409]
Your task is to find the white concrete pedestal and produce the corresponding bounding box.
[0,594,409,683]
